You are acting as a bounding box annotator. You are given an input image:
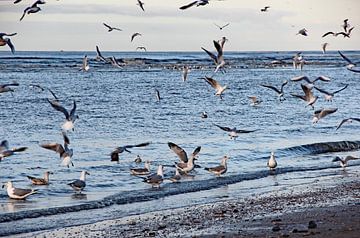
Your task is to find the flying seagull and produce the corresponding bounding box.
[0,82,19,94]
[103,23,122,32]
[248,96,262,106]
[40,132,74,168]
[155,89,161,102]
[137,0,145,11]
[110,142,151,162]
[296,28,308,36]
[95,46,110,63]
[131,32,142,42]
[201,39,226,73]
[322,28,354,38]
[214,23,230,30]
[204,156,230,176]
[47,99,78,132]
[260,80,288,102]
[336,118,360,131]
[0,32,16,54]
[142,165,164,187]
[291,84,318,109]
[332,156,359,168]
[214,124,257,140]
[203,76,228,99]
[321,43,329,54]
[136,46,147,51]
[168,142,201,163]
[260,6,270,12]
[312,108,337,124]
[267,152,277,170]
[20,0,46,21]
[338,51,360,73]
[0,140,27,161]
[313,84,348,102]
[2,181,37,200]
[291,75,330,89]
[27,171,53,185]
[68,171,90,193]
[179,0,209,10]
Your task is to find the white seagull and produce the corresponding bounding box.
[313,84,348,102]
[202,40,226,73]
[203,76,228,99]
[142,165,164,187]
[68,171,90,193]
[267,152,277,170]
[80,55,89,71]
[47,99,78,132]
[2,181,37,200]
[312,108,338,124]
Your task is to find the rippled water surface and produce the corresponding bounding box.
[0,51,359,228]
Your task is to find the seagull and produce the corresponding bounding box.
[203,76,228,99]
[296,28,308,36]
[130,161,151,175]
[175,156,197,174]
[248,96,262,106]
[182,66,189,82]
[0,140,27,161]
[137,0,145,11]
[260,80,288,102]
[169,168,182,183]
[322,28,354,38]
[201,40,226,73]
[313,84,348,102]
[321,43,328,54]
[110,142,151,162]
[27,171,53,185]
[29,84,45,92]
[103,23,122,32]
[136,46,147,51]
[267,152,277,170]
[40,131,74,168]
[336,118,360,130]
[312,108,338,124]
[0,32,16,54]
[47,99,78,132]
[338,51,360,73]
[68,171,90,193]
[134,155,142,163]
[0,82,19,94]
[2,181,37,200]
[342,19,350,32]
[142,165,164,187]
[260,6,270,12]
[131,32,142,42]
[80,55,89,71]
[20,0,46,21]
[109,56,124,68]
[201,111,208,119]
[179,0,209,10]
[291,84,318,109]
[293,52,305,70]
[214,124,257,140]
[95,46,110,63]
[291,75,331,89]
[155,89,161,102]
[214,23,230,30]
[204,156,230,176]
[332,156,359,168]
[168,142,201,163]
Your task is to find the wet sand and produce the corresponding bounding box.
[19,174,359,238]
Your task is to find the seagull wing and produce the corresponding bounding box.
[125,142,151,149]
[260,84,281,94]
[336,118,352,130]
[13,187,34,197]
[6,39,15,54]
[103,23,112,30]
[234,129,257,133]
[213,40,223,58]
[313,86,331,96]
[319,108,338,119]
[332,84,348,94]
[2,82,19,87]
[290,93,306,101]
[291,75,311,83]
[40,143,65,156]
[47,88,59,100]
[179,1,198,10]
[69,100,77,119]
[62,131,70,145]
[168,142,188,162]
[348,67,360,73]
[214,124,232,132]
[201,47,218,63]
[322,32,335,37]
[11,147,27,153]
[280,80,288,91]
[47,99,70,120]
[204,77,221,90]
[344,156,360,162]
[315,75,331,82]
[221,23,230,29]
[338,51,354,65]
[191,146,201,157]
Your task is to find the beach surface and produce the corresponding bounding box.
[18,172,359,238]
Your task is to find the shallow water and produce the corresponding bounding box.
[0,50,360,232]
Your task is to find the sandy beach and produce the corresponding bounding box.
[18,173,359,238]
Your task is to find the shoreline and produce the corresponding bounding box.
[18,174,360,238]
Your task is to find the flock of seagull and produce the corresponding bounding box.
[1,1,360,201]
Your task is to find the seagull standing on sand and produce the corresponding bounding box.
[131,33,142,42]
[142,165,164,187]
[260,80,288,102]
[336,118,360,130]
[267,152,277,170]
[332,156,360,168]
[68,171,90,193]
[338,51,360,73]
[0,140,27,161]
[103,23,122,32]
[312,108,338,124]
[80,55,89,72]
[2,181,37,200]
[313,84,348,102]
[27,171,53,185]
[205,156,230,176]
[47,99,78,132]
[110,142,151,162]
[0,33,16,54]
[0,83,20,94]
[137,0,145,11]
[40,132,74,168]
[214,124,257,140]
[20,0,46,21]
[203,76,228,99]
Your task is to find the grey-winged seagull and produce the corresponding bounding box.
[20,0,46,21]
[204,156,230,176]
[291,84,318,109]
[267,152,277,170]
[338,51,360,73]
[68,171,90,193]
[214,124,257,140]
[203,76,228,99]
[0,140,27,161]
[0,82,19,95]
[2,181,37,200]
[142,165,164,187]
[336,118,360,130]
[27,171,53,185]
[214,23,230,30]
[201,39,226,73]
[110,142,151,162]
[0,33,16,54]
[47,99,78,132]
[312,108,338,124]
[260,80,288,102]
[296,28,308,36]
[313,84,348,102]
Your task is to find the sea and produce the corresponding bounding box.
[0,50,359,236]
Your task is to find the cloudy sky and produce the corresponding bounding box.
[0,0,359,52]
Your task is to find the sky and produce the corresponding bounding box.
[0,0,359,52]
